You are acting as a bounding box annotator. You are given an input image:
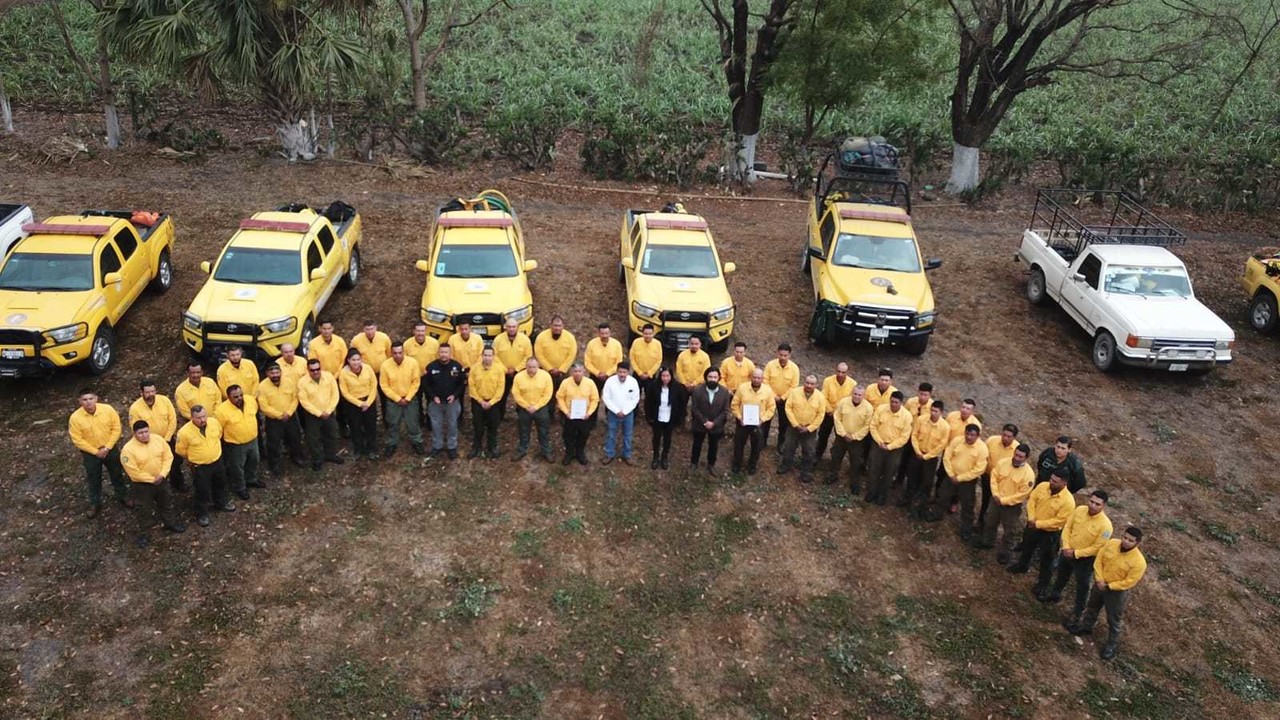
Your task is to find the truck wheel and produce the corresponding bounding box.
[339,248,360,289]
[710,337,729,353]
[1026,267,1047,305]
[903,334,930,356]
[1092,331,1118,372]
[1249,292,1278,333]
[86,325,115,375]
[298,318,316,356]
[149,250,173,294]
[801,245,811,274]
[618,262,625,283]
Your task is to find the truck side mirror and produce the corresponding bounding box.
[523,259,538,272]
[309,268,327,281]
[620,257,635,270]
[723,262,736,275]
[415,260,431,273]
[200,261,211,274]
[807,246,826,261]
[924,258,942,271]
[1072,272,1086,283]
[103,272,122,285]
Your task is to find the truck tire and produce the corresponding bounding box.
[149,249,173,294]
[86,324,115,375]
[339,248,360,289]
[801,245,811,274]
[1092,331,1118,372]
[298,318,316,356]
[1026,267,1047,305]
[1249,292,1278,333]
[903,334,930,356]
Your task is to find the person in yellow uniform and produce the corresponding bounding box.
[730,368,774,476]
[338,350,380,460]
[1045,490,1113,617]
[864,368,897,408]
[275,342,309,388]
[511,358,555,462]
[901,401,950,518]
[68,388,130,517]
[815,362,856,460]
[257,364,307,474]
[628,323,664,386]
[933,424,990,538]
[120,420,185,537]
[405,321,441,427]
[493,320,533,414]
[379,341,425,457]
[297,358,344,470]
[1009,471,1077,584]
[468,347,507,459]
[175,405,233,527]
[979,423,1022,526]
[675,335,711,395]
[174,362,221,421]
[903,382,933,418]
[215,384,261,499]
[865,391,913,505]
[555,363,599,466]
[718,341,755,393]
[828,383,875,491]
[216,346,260,399]
[534,315,578,391]
[308,319,348,376]
[583,323,623,398]
[350,320,392,374]
[761,343,801,450]
[130,379,184,492]
[448,321,485,371]
[937,398,982,497]
[977,444,1035,563]
[1067,527,1147,660]
[778,373,825,483]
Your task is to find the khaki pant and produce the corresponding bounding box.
[934,478,978,539]
[131,479,177,530]
[983,503,1023,560]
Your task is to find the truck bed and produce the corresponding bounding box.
[0,203,28,225]
[79,209,171,241]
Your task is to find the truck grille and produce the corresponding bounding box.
[845,305,915,331]
[661,310,709,323]
[453,312,503,327]
[1151,338,1216,352]
[0,328,42,346]
[204,322,260,336]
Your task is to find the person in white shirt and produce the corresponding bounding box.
[602,362,641,465]
[644,367,687,470]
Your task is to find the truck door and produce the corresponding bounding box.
[112,228,147,303]
[316,225,342,297]
[626,222,642,296]
[1059,252,1103,333]
[813,210,837,298]
[97,242,127,323]
[306,238,333,311]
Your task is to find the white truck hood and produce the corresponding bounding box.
[1107,296,1234,341]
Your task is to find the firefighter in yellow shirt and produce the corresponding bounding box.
[778,374,825,483]
[933,424,990,538]
[379,341,425,457]
[534,315,577,390]
[216,346,260,398]
[468,347,507,459]
[1067,527,1147,660]
[448,321,485,370]
[730,368,775,475]
[555,363,600,465]
[977,444,1035,563]
[297,358,344,470]
[675,335,712,393]
[351,320,393,373]
[120,420,184,536]
[308,319,348,375]
[405,321,441,426]
[761,343,801,449]
[1046,490,1113,618]
[583,323,624,395]
[257,363,307,474]
[174,362,221,421]
[1010,471,1077,586]
[511,358,555,461]
[828,385,873,491]
[338,350,380,460]
[718,341,755,393]
[979,423,1022,525]
[865,391,913,505]
[893,381,935,487]
[815,362,856,460]
[494,320,533,413]
[864,368,897,408]
[936,398,981,503]
[629,323,664,385]
[901,401,950,518]
[215,385,261,499]
[130,379,185,491]
[68,388,130,517]
[275,342,309,388]
[174,405,233,527]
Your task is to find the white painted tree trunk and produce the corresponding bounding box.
[737,132,759,184]
[278,118,318,162]
[103,103,121,149]
[945,143,981,194]
[0,88,12,134]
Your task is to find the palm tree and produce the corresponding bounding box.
[106,0,366,159]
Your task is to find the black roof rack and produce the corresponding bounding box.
[1030,189,1185,256]
[815,152,911,214]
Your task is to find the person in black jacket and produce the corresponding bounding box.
[689,368,732,474]
[423,345,466,459]
[645,367,687,470]
[1036,436,1087,492]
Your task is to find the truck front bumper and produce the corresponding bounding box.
[182,326,296,365]
[627,311,733,351]
[809,300,933,346]
[1116,346,1232,371]
[0,330,92,376]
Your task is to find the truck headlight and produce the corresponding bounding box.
[1215,339,1234,351]
[263,316,297,334]
[423,307,449,324]
[916,311,936,329]
[505,305,533,324]
[1124,334,1153,349]
[632,301,661,320]
[44,323,88,344]
[182,311,202,331]
[710,305,734,322]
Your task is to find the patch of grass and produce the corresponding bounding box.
[438,572,502,622]
[1150,421,1177,444]
[1185,472,1213,488]
[422,679,546,719]
[1161,518,1190,535]
[1236,575,1280,610]
[558,515,585,534]
[1202,522,1240,547]
[1205,640,1278,703]
[511,528,544,558]
[550,574,611,617]
[288,657,410,717]
[815,486,854,510]
[140,648,214,720]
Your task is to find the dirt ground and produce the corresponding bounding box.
[2,114,1279,719]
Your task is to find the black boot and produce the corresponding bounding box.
[1100,632,1120,660]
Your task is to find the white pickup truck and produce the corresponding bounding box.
[1,204,33,256]
[1017,190,1233,372]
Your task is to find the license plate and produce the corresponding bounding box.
[1169,363,1189,372]
[1,349,25,359]
[869,328,890,340]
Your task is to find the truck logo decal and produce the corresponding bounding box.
[870,277,891,288]
[876,313,887,324]
[233,288,258,299]
[5,314,26,324]
[680,312,691,320]
[227,324,238,332]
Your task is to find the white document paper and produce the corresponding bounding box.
[657,404,672,423]
[570,398,588,420]
[742,404,760,426]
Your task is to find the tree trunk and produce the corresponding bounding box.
[94,26,119,149]
[396,0,428,112]
[0,80,12,134]
[946,143,981,194]
[277,117,317,161]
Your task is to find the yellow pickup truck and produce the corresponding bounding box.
[1242,248,1280,334]
[803,149,941,355]
[181,202,361,362]
[415,190,537,342]
[619,204,736,350]
[0,210,175,376]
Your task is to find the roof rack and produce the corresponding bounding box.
[814,152,911,214]
[839,209,910,224]
[22,223,111,236]
[239,219,312,233]
[438,216,514,229]
[1030,189,1185,257]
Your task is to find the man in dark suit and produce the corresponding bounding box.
[689,368,732,475]
[644,367,687,470]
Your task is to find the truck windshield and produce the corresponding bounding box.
[1102,265,1192,298]
[214,248,301,285]
[0,253,94,291]
[831,234,921,273]
[435,244,518,278]
[640,244,719,278]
